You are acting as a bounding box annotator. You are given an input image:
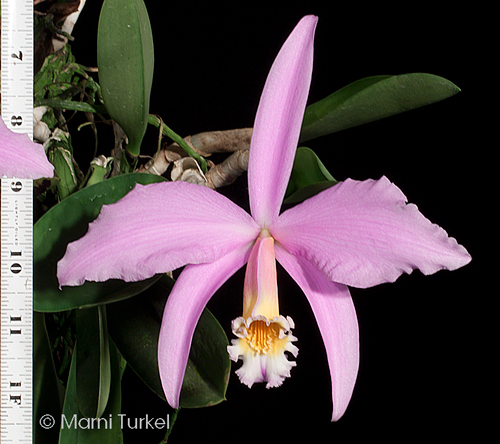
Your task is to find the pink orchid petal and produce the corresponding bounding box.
[248,15,317,227]
[57,181,259,287]
[0,118,54,179]
[271,176,471,288]
[275,244,359,421]
[158,244,252,408]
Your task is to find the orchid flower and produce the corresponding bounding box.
[0,118,54,179]
[57,15,471,420]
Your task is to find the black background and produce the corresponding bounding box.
[69,1,487,442]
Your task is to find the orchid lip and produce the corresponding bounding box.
[227,314,298,389]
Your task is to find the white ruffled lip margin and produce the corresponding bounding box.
[230,314,295,340]
[227,314,299,389]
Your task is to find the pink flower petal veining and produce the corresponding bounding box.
[271,176,471,288]
[248,15,317,227]
[276,244,359,421]
[158,244,252,408]
[57,181,259,287]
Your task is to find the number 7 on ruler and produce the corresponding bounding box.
[1,0,33,137]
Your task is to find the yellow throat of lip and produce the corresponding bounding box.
[246,319,280,354]
[231,314,296,355]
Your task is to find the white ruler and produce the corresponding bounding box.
[0,180,33,443]
[1,0,34,442]
[1,0,33,138]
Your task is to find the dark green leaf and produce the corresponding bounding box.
[300,73,460,142]
[76,307,111,418]
[97,0,154,156]
[284,147,338,205]
[107,275,231,408]
[34,312,63,444]
[34,173,166,312]
[284,181,338,206]
[180,307,230,408]
[285,147,336,196]
[59,340,123,444]
[106,276,172,400]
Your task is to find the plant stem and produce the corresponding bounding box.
[148,115,207,173]
[160,408,179,443]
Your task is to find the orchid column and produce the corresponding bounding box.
[57,15,470,421]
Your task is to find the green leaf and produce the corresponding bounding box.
[107,275,231,408]
[35,98,107,114]
[97,0,154,156]
[300,73,460,142]
[59,340,123,444]
[180,307,230,408]
[33,173,167,312]
[76,307,111,419]
[106,276,172,400]
[34,312,63,444]
[284,147,338,205]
